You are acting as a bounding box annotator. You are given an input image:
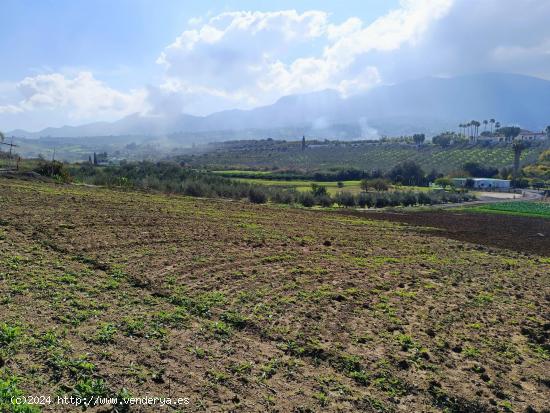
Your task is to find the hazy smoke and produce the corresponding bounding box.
[358,117,379,140]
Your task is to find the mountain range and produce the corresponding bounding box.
[8,73,550,141]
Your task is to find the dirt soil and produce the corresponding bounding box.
[357,210,550,257]
[0,179,549,413]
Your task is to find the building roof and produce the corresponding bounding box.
[519,129,545,135]
[452,178,510,182]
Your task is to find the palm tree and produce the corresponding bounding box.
[483,120,488,132]
[490,119,495,134]
[470,120,481,138]
[495,121,501,131]
[512,141,528,178]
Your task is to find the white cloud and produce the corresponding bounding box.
[153,1,455,115]
[3,0,550,130]
[0,104,23,114]
[14,72,147,120]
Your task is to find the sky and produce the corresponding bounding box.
[1,0,549,131]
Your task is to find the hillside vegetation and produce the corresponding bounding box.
[180,141,548,174]
[0,179,548,412]
[523,149,550,180]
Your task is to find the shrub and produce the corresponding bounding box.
[315,194,333,207]
[271,190,296,204]
[34,161,71,182]
[417,191,433,205]
[511,178,528,188]
[374,193,389,208]
[357,193,368,208]
[434,177,454,188]
[299,192,315,207]
[183,181,207,197]
[336,192,356,207]
[401,192,418,207]
[248,187,267,204]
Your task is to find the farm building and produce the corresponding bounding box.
[452,178,511,189]
[516,129,548,142]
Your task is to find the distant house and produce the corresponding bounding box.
[452,178,511,189]
[516,129,547,142]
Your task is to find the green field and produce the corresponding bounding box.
[229,178,363,194]
[468,201,550,218]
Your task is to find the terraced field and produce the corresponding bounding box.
[0,179,549,412]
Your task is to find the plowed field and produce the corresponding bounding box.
[1,179,548,412]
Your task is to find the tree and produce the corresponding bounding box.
[360,178,389,191]
[434,177,454,188]
[463,162,498,178]
[432,134,452,147]
[413,133,425,145]
[0,131,4,143]
[512,140,528,178]
[301,136,306,151]
[497,126,520,142]
[546,126,550,138]
[311,183,327,197]
[495,121,501,130]
[471,120,481,137]
[483,120,488,131]
[388,161,425,186]
[490,119,495,134]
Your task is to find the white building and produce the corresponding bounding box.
[516,129,547,142]
[452,178,511,189]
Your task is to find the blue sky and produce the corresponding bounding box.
[1,0,549,131]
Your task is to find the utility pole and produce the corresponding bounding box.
[0,137,18,171]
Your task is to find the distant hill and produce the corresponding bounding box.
[8,73,550,141]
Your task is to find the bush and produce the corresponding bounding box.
[361,178,389,191]
[357,193,368,208]
[434,177,454,188]
[271,190,296,204]
[401,192,418,207]
[248,187,267,204]
[34,161,71,182]
[375,194,389,208]
[315,194,333,207]
[417,191,433,205]
[299,192,315,207]
[336,192,356,207]
[183,181,207,197]
[511,178,529,188]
